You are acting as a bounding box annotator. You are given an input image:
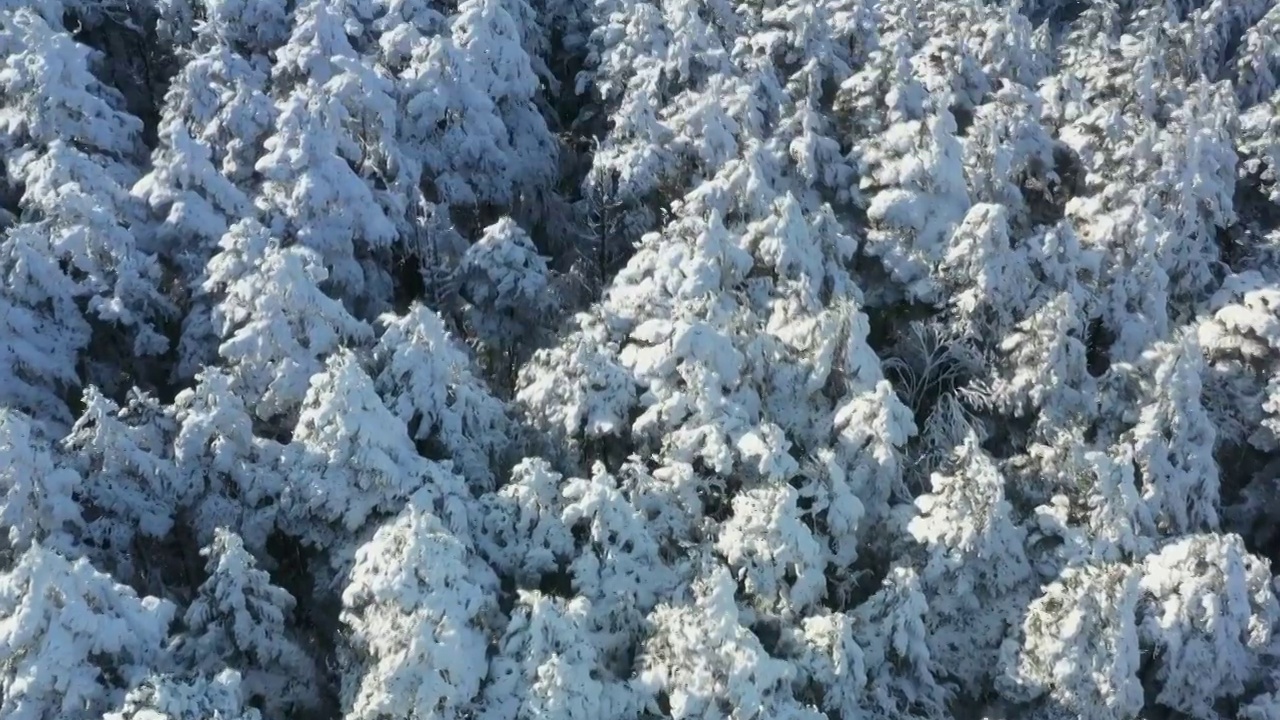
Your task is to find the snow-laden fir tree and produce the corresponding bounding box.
[997,562,1144,720]
[204,218,373,424]
[0,7,174,399]
[279,350,459,545]
[175,528,318,716]
[372,303,512,490]
[0,410,82,564]
[0,545,175,720]
[61,387,179,581]
[171,368,285,551]
[850,565,949,719]
[338,485,498,720]
[473,457,575,585]
[132,0,279,378]
[256,0,406,306]
[105,669,262,720]
[636,563,826,720]
[906,429,1033,696]
[1118,334,1220,536]
[481,590,635,720]
[1137,533,1279,718]
[457,217,559,389]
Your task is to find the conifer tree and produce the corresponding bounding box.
[176,528,318,716]
[0,545,176,720]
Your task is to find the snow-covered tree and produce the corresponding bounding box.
[397,30,521,210]
[1120,335,1220,535]
[1240,97,1280,211]
[451,0,557,210]
[105,669,262,720]
[1138,533,1280,717]
[254,92,398,300]
[960,84,1058,225]
[1234,5,1280,107]
[715,484,826,618]
[0,226,89,428]
[133,117,253,291]
[204,218,373,423]
[636,563,826,720]
[1084,446,1157,565]
[975,288,1096,434]
[0,9,174,376]
[1147,80,1237,313]
[62,387,178,579]
[481,590,634,720]
[851,566,949,719]
[457,217,558,387]
[176,528,317,715]
[473,457,574,584]
[907,430,1033,695]
[339,486,498,720]
[257,0,407,303]
[280,350,464,547]
[558,462,688,670]
[1198,271,1280,452]
[0,410,82,562]
[935,203,1031,337]
[998,563,1144,720]
[858,106,971,304]
[0,545,175,720]
[149,11,278,187]
[515,315,636,465]
[134,7,281,378]
[171,368,284,551]
[779,610,872,720]
[373,303,511,489]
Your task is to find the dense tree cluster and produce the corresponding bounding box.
[3,0,1280,718]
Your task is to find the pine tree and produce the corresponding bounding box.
[62,387,179,580]
[373,303,511,489]
[0,224,90,429]
[280,350,465,547]
[851,566,948,719]
[901,428,1031,693]
[339,486,498,720]
[1137,533,1280,717]
[0,409,82,562]
[0,8,176,403]
[780,610,872,720]
[171,368,284,551]
[1198,271,1280,453]
[452,0,557,213]
[1234,5,1280,107]
[457,217,559,387]
[515,316,637,466]
[560,463,686,670]
[1121,335,1220,535]
[176,528,318,716]
[997,563,1144,720]
[858,105,972,304]
[0,545,176,720]
[204,218,373,424]
[474,457,574,585]
[257,0,405,304]
[715,484,827,618]
[636,563,826,720]
[106,669,263,720]
[481,590,634,720]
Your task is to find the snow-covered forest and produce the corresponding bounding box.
[3,0,1280,717]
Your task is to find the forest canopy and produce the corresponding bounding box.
[3,0,1280,718]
